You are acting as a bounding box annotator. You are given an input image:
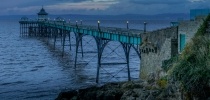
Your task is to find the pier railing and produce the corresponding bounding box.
[19,19,142,44]
[35,20,142,45]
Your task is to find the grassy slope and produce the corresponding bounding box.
[168,15,210,99]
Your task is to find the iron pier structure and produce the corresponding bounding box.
[19,7,142,83]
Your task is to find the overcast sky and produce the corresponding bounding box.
[0,0,210,15]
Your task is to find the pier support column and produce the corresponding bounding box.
[53,28,58,49]
[62,30,66,57]
[81,38,84,57]
[121,43,132,81]
[74,23,85,68]
[95,38,110,83]
[68,32,72,50]
[74,32,84,68]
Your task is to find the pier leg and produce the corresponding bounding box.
[53,30,57,50]
[22,24,24,36]
[60,32,63,46]
[95,38,110,83]
[96,53,101,83]
[68,32,72,50]
[81,37,84,57]
[96,41,102,83]
[74,32,84,68]
[46,27,50,45]
[74,38,79,68]
[20,24,21,36]
[62,31,66,57]
[122,43,131,81]
[126,52,131,81]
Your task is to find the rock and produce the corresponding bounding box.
[150,90,161,97]
[55,90,78,100]
[133,82,145,89]
[133,89,143,96]
[146,93,155,100]
[77,86,98,100]
[96,90,104,99]
[71,96,77,100]
[56,80,181,100]
[121,81,134,89]
[103,89,123,100]
[166,84,175,96]
[84,91,97,100]
[121,90,134,98]
[147,72,156,84]
[121,89,152,100]
[139,90,150,99]
[144,83,158,90]
[121,81,145,90]
[121,96,136,100]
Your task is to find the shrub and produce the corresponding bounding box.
[157,76,168,89]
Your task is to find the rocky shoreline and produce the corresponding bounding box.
[55,80,181,100]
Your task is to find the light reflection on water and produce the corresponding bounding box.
[0,18,171,99]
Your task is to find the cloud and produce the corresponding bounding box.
[128,0,189,5]
[47,1,118,10]
[102,0,188,15]
[0,0,119,15]
[102,0,210,15]
[188,0,205,2]
[0,0,210,15]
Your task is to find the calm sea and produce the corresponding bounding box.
[0,16,173,99]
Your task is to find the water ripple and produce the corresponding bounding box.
[0,81,26,86]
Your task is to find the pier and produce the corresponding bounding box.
[20,7,206,83]
[19,7,142,83]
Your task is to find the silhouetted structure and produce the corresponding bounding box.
[37,6,48,21]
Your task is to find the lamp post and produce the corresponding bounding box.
[76,21,78,26]
[80,20,83,25]
[127,21,129,29]
[54,19,56,24]
[63,20,65,25]
[144,22,147,33]
[98,20,100,28]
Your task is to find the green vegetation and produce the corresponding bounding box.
[195,15,210,36]
[167,14,210,99]
[157,76,168,89]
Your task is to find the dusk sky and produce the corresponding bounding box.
[0,0,210,15]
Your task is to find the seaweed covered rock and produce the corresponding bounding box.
[56,80,181,100]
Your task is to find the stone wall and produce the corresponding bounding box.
[140,27,178,80]
[141,27,178,49]
[178,16,206,53]
[139,16,206,80]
